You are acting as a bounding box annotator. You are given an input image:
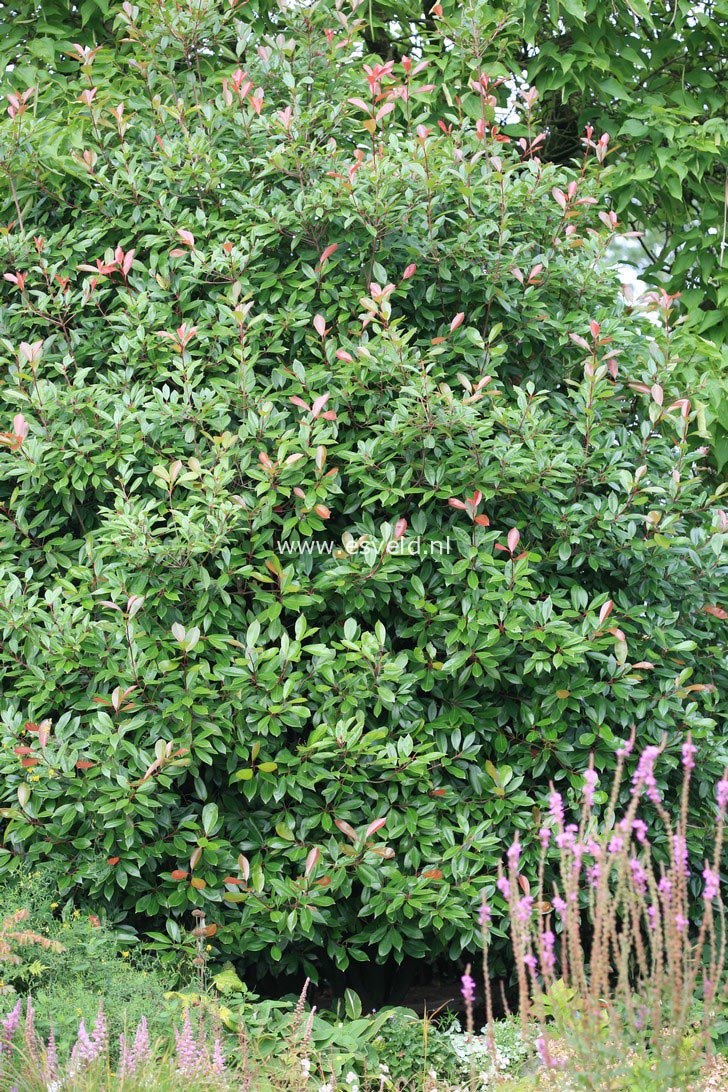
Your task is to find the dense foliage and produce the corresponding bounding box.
[0,0,726,996]
[3,0,727,466]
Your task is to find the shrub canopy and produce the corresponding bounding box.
[0,0,725,991]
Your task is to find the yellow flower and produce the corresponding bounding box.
[206,944,212,951]
[30,775,40,781]
[121,951,129,958]
[49,769,56,778]
[72,910,80,918]
[50,902,59,909]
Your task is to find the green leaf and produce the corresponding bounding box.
[201,802,219,835]
[344,987,362,1020]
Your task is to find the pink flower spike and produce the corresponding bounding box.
[211,1034,226,1073]
[702,867,720,901]
[460,970,476,1005]
[1,997,22,1048]
[47,1023,58,1078]
[682,738,697,771]
[616,736,634,760]
[582,768,599,807]
[552,895,566,916]
[515,895,533,923]
[174,1011,198,1075]
[542,929,556,970]
[718,776,728,815]
[548,789,564,827]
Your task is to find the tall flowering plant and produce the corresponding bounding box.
[0,1001,228,1090]
[481,736,727,1090]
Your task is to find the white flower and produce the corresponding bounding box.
[317,1084,333,1092]
[301,1058,311,1074]
[379,1063,390,1074]
[345,1073,358,1085]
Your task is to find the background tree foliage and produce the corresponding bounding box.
[0,0,726,1001]
[2,0,727,466]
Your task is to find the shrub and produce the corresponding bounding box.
[0,0,725,991]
